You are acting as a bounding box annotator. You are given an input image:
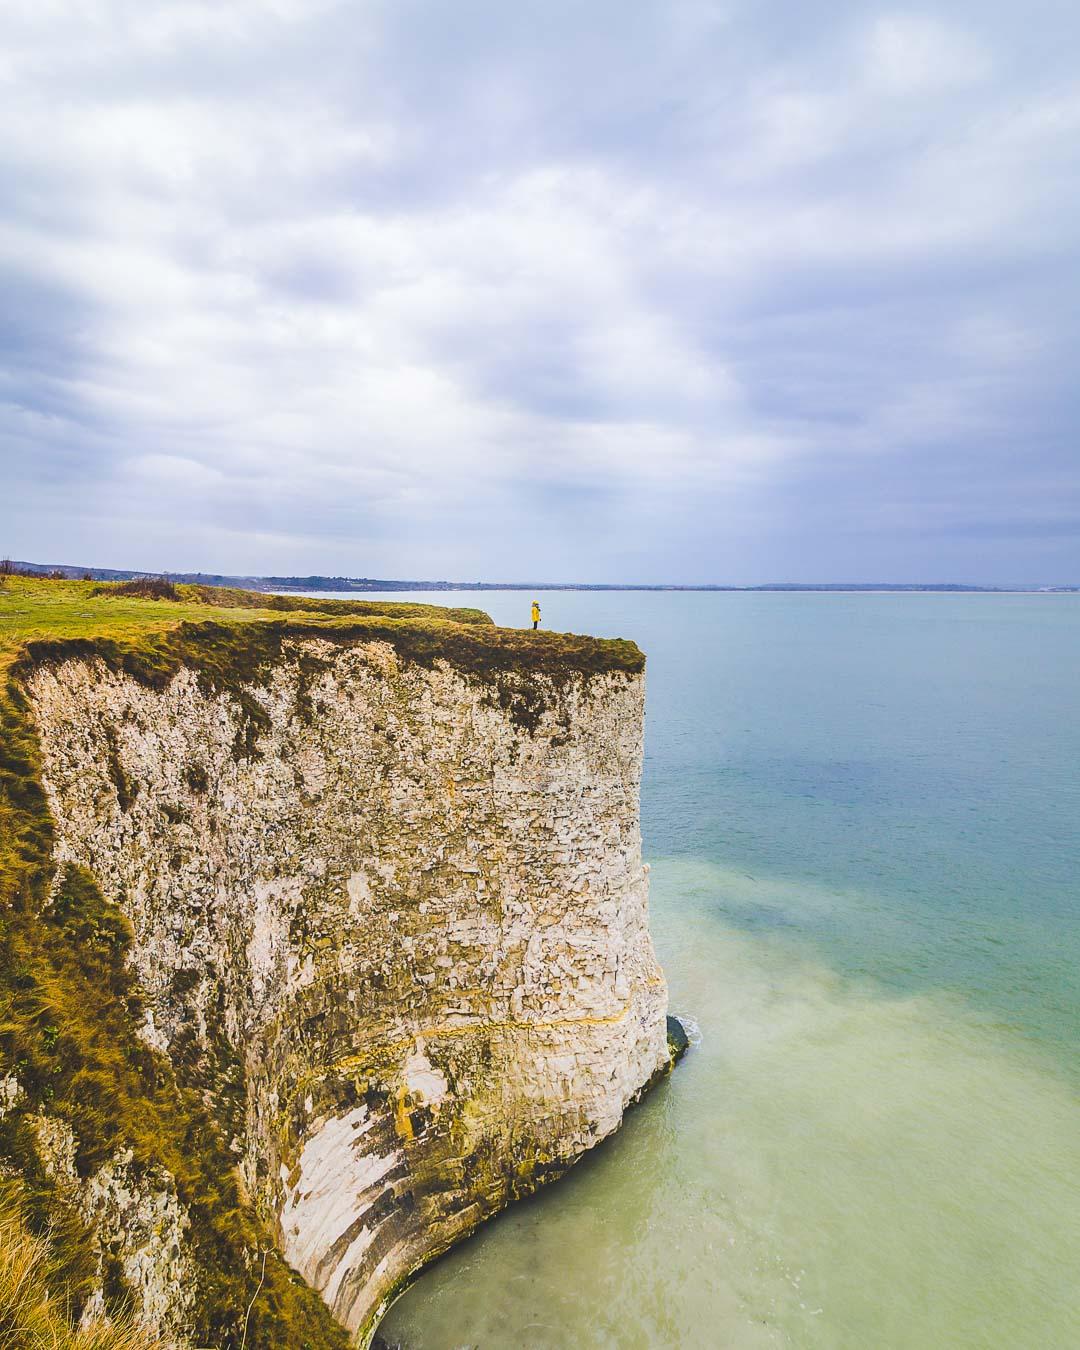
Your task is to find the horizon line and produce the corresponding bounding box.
[7,560,1079,593]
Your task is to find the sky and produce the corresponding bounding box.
[2,1,1079,585]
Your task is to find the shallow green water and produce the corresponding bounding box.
[352,592,1080,1349]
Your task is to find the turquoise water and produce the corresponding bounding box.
[350,592,1080,1349]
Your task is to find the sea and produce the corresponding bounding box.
[317,591,1080,1349]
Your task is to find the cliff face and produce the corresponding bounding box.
[25,632,669,1341]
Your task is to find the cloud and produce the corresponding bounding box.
[128,453,226,489]
[861,13,991,94]
[0,0,1078,582]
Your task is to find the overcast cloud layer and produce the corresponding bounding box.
[2,0,1078,583]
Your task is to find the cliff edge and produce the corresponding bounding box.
[0,578,672,1346]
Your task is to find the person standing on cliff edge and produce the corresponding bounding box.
[531,600,541,630]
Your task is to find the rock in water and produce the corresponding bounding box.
[666,1014,691,1064]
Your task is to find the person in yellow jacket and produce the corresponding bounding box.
[531,600,541,630]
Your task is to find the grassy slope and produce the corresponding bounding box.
[0,577,643,1348]
[0,577,494,655]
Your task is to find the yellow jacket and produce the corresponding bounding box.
[531,603,540,623]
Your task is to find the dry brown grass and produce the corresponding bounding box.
[0,1194,161,1350]
[91,580,181,602]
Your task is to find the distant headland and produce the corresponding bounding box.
[6,560,1078,593]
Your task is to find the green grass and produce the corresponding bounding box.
[0,575,644,1345]
[0,574,493,661]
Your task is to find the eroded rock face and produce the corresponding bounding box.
[28,637,669,1341]
[32,1114,195,1343]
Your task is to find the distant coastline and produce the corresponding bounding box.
[8,560,1078,594]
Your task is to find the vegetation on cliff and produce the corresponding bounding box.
[0,1190,166,1349]
[0,574,646,1346]
[0,585,360,1346]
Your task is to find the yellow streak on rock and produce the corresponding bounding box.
[329,1000,636,1080]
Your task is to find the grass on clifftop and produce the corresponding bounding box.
[0,573,644,1347]
[4,575,643,744]
[0,575,643,681]
[0,574,494,659]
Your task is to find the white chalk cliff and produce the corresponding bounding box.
[26,629,671,1343]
